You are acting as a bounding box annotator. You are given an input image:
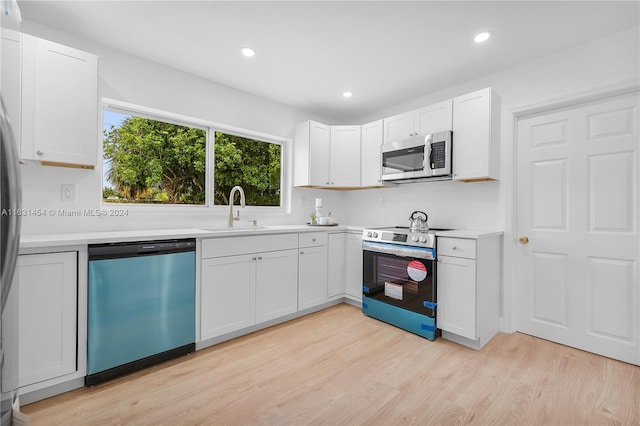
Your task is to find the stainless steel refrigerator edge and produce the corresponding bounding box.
[1,1,24,424]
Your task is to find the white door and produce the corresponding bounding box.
[201,254,256,339]
[330,125,361,187]
[516,91,639,365]
[344,233,364,299]
[308,121,331,186]
[18,252,77,387]
[255,249,298,323]
[414,99,453,136]
[437,255,477,340]
[298,245,328,310]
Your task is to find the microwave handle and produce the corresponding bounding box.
[425,134,432,170]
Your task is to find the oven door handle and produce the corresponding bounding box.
[362,241,435,260]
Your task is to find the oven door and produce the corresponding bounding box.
[362,241,436,318]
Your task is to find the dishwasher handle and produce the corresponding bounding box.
[89,239,196,260]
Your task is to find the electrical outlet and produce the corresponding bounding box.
[61,184,76,202]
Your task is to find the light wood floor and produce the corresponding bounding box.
[23,304,640,425]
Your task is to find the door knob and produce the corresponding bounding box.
[519,236,529,244]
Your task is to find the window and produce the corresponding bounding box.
[213,132,281,207]
[102,103,284,208]
[103,109,207,204]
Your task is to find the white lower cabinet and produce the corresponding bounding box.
[327,233,345,298]
[328,231,363,301]
[200,235,298,341]
[201,254,256,338]
[436,255,477,339]
[344,232,363,301]
[436,234,501,349]
[256,249,299,323]
[298,232,328,310]
[17,252,77,387]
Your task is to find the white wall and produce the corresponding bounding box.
[17,20,345,235]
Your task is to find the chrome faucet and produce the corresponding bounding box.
[228,186,246,227]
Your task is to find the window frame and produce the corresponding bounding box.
[101,98,289,214]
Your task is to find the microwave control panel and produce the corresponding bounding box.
[430,141,446,169]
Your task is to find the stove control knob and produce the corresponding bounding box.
[372,232,379,238]
[366,232,372,237]
[420,236,427,243]
[412,235,419,242]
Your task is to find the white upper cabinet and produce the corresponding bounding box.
[21,34,98,169]
[1,29,22,148]
[329,125,361,187]
[452,87,501,181]
[294,120,330,187]
[383,111,414,142]
[383,99,453,143]
[294,121,361,188]
[414,100,453,136]
[360,120,383,187]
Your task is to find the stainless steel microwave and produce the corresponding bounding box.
[381,130,452,183]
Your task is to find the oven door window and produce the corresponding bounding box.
[382,146,425,173]
[363,250,436,317]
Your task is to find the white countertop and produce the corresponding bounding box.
[19,224,501,250]
[19,224,366,250]
[435,229,504,239]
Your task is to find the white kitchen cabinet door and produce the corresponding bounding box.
[201,254,256,340]
[327,233,346,297]
[415,99,453,135]
[1,29,21,149]
[383,111,415,142]
[255,249,298,323]
[21,34,98,168]
[18,252,77,388]
[452,87,500,181]
[361,120,383,187]
[344,233,363,300]
[436,255,477,340]
[330,125,361,187]
[294,120,330,187]
[298,245,328,310]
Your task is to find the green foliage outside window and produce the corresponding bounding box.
[213,132,281,207]
[103,116,206,204]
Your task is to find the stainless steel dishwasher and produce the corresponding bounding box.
[87,239,196,386]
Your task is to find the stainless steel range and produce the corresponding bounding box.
[361,226,446,340]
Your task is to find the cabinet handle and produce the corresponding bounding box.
[252,256,257,261]
[36,150,44,156]
[300,251,304,255]
[311,238,316,242]
[519,236,529,244]
[452,246,457,250]
[258,256,263,260]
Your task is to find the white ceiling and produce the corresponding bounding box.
[18,1,640,122]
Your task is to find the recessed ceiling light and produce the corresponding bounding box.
[241,47,256,57]
[343,91,353,98]
[474,32,492,43]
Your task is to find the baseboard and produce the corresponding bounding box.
[20,377,85,405]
